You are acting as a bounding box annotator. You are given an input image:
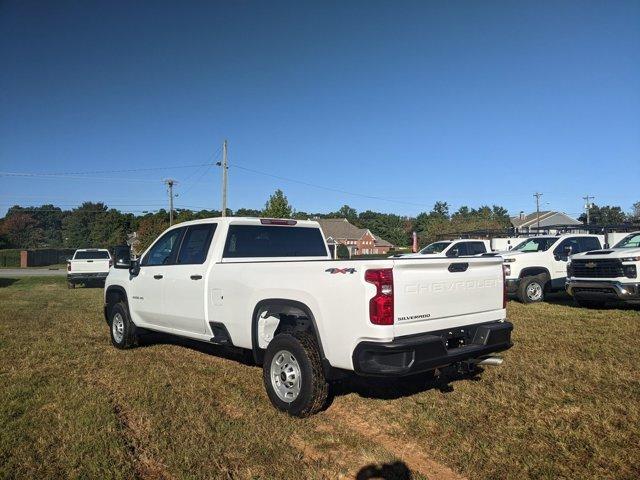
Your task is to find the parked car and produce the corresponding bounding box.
[104,217,513,417]
[67,248,112,288]
[401,239,490,258]
[566,231,640,307]
[500,234,603,303]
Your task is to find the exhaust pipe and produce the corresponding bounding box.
[475,356,503,367]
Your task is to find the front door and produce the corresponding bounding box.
[552,237,581,287]
[162,223,217,335]
[130,227,185,327]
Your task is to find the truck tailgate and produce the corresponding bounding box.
[392,257,505,337]
[70,260,110,273]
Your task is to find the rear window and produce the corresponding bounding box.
[223,225,327,258]
[74,251,110,260]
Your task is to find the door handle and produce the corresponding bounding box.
[190,275,203,280]
[153,274,164,279]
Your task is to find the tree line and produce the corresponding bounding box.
[1,190,638,253]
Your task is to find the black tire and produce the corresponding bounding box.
[108,302,138,349]
[67,281,75,289]
[574,297,606,309]
[517,275,547,303]
[262,331,329,417]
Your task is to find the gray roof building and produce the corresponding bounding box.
[511,211,581,231]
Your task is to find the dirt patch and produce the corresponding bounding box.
[328,401,467,480]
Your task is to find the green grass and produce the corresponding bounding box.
[1,277,639,479]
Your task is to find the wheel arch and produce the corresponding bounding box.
[104,285,130,324]
[519,267,551,280]
[250,298,327,369]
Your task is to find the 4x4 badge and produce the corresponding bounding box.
[325,268,356,274]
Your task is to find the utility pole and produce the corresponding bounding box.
[165,179,177,225]
[534,192,543,231]
[583,195,595,224]
[216,140,228,217]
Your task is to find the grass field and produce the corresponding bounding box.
[1,276,639,480]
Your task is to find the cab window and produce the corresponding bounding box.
[177,224,217,264]
[466,242,487,255]
[142,228,185,266]
[553,237,580,256]
[579,237,601,252]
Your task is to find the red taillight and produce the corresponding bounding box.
[365,268,394,325]
[502,264,507,309]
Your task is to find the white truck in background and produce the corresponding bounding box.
[567,231,640,307]
[400,239,490,258]
[498,234,603,303]
[67,248,112,288]
[104,217,513,417]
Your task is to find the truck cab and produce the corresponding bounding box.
[500,234,603,303]
[566,231,640,307]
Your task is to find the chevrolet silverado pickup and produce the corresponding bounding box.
[497,234,603,303]
[67,248,112,288]
[567,231,640,307]
[104,217,512,417]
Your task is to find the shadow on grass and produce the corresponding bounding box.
[542,291,640,311]
[136,330,254,366]
[0,278,19,288]
[330,366,483,402]
[356,460,412,479]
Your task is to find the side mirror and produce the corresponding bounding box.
[129,259,140,276]
[563,245,573,256]
[113,246,132,269]
[446,248,459,258]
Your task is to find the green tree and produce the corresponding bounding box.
[0,212,44,248]
[62,202,108,248]
[263,189,293,218]
[235,208,261,217]
[630,202,640,222]
[578,205,626,225]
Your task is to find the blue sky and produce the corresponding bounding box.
[1,0,639,218]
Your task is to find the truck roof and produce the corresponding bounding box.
[165,217,321,229]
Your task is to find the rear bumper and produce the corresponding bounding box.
[566,280,640,301]
[67,272,109,283]
[352,321,513,376]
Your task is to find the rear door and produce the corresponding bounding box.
[392,257,505,337]
[162,223,217,335]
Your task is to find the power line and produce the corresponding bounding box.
[229,163,430,209]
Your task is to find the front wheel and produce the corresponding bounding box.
[262,331,329,417]
[108,302,138,349]
[517,275,546,303]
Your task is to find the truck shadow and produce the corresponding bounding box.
[329,367,483,402]
[135,330,482,401]
[136,330,255,366]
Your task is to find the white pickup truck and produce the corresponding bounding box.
[566,231,640,307]
[104,217,512,416]
[400,239,490,258]
[498,234,603,303]
[67,248,112,288]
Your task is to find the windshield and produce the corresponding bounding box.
[419,241,451,254]
[614,233,640,249]
[512,237,558,252]
[74,250,110,260]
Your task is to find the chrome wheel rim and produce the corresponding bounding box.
[270,350,301,403]
[526,282,542,301]
[112,312,125,343]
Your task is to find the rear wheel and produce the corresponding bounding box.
[517,275,547,303]
[108,302,138,349]
[262,331,329,417]
[67,281,75,289]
